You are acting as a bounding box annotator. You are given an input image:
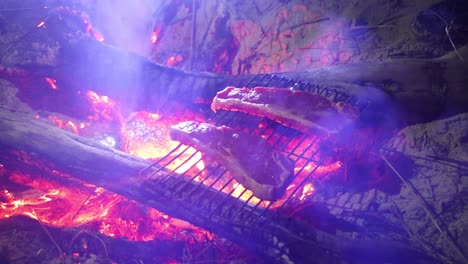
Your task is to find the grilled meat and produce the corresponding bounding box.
[169,121,295,201]
[211,86,358,135]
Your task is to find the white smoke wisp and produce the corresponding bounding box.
[91,0,163,56]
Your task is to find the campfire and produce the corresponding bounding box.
[1,0,467,263]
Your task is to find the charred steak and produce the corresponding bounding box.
[169,121,295,201]
[211,86,358,135]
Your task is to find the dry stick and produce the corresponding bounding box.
[0,7,44,12]
[428,9,464,61]
[445,25,464,61]
[379,154,468,263]
[70,230,108,257]
[390,201,452,264]
[0,14,51,61]
[70,192,94,223]
[349,24,393,31]
[32,210,63,255]
[284,17,329,32]
[189,0,197,71]
[0,105,32,114]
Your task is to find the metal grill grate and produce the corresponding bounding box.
[140,73,367,225]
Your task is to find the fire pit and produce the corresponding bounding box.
[1,0,467,263]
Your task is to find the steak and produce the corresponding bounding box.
[211,86,358,135]
[169,121,295,201]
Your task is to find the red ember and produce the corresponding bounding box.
[44,77,57,90]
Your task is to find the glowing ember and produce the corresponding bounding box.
[85,90,119,121]
[44,77,57,90]
[316,161,343,174]
[37,21,45,28]
[83,17,105,42]
[121,111,178,159]
[54,6,105,43]
[121,111,205,174]
[151,26,162,44]
[299,183,314,201]
[1,170,208,242]
[93,31,105,42]
[47,115,82,135]
[48,115,64,128]
[166,55,183,67]
[151,33,158,43]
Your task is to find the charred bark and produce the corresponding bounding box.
[0,107,434,263]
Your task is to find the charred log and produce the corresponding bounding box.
[0,107,434,263]
[0,215,185,263]
[7,37,466,128]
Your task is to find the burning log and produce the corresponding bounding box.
[0,215,185,263]
[16,37,464,128]
[17,38,251,114]
[0,107,434,263]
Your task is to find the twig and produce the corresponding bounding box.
[0,14,52,62]
[189,0,197,71]
[192,239,215,260]
[0,105,32,114]
[349,25,392,29]
[0,7,45,12]
[428,9,464,61]
[70,192,93,222]
[390,201,452,264]
[381,148,468,170]
[445,25,464,61]
[284,17,329,32]
[32,210,63,255]
[378,153,468,263]
[70,230,108,257]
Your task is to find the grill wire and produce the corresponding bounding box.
[140,73,369,230]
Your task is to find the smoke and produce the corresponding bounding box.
[91,0,158,56]
[71,0,168,114]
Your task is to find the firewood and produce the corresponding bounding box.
[0,107,433,263]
